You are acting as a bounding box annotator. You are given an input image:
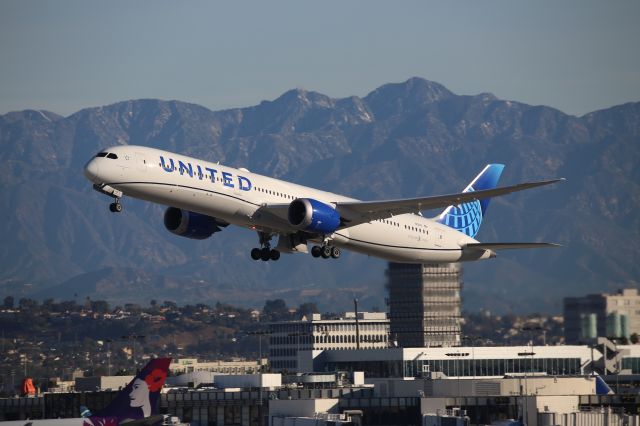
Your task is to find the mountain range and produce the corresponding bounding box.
[1,77,638,313]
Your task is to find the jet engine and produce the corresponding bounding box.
[163,207,224,240]
[288,198,341,234]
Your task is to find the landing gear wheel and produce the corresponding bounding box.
[109,202,122,213]
[330,246,341,259]
[260,248,271,262]
[251,248,261,260]
[311,245,322,258]
[321,245,332,259]
[255,231,277,261]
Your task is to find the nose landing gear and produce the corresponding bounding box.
[93,184,124,213]
[109,199,123,213]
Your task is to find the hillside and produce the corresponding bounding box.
[0,78,638,313]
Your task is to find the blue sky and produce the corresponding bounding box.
[1,1,638,117]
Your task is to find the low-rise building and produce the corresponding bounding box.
[301,345,597,378]
[3,370,640,426]
[268,312,389,372]
[75,375,133,392]
[169,358,263,375]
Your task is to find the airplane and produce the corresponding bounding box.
[1,358,171,425]
[83,145,562,263]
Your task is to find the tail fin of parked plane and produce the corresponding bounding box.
[91,357,171,421]
[436,164,505,238]
[595,375,614,395]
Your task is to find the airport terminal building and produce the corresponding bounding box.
[301,345,596,379]
[268,312,390,372]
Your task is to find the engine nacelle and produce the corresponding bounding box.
[163,207,222,240]
[288,198,341,234]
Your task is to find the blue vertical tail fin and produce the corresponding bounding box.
[436,164,505,238]
[595,375,613,395]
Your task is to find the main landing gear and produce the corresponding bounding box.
[250,232,280,262]
[311,244,341,259]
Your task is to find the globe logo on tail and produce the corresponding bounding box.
[439,189,483,238]
[436,164,504,238]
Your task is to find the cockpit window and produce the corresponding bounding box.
[96,152,108,158]
[106,153,118,159]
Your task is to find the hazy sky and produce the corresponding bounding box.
[1,1,638,117]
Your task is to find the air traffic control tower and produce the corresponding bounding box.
[386,262,462,347]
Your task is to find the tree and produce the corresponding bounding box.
[182,304,197,316]
[18,298,39,311]
[3,296,14,309]
[263,299,292,321]
[297,302,319,318]
[42,298,55,311]
[91,300,110,314]
[124,303,142,313]
[59,300,79,312]
[162,300,177,310]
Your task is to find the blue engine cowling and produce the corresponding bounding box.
[164,207,222,240]
[288,198,341,234]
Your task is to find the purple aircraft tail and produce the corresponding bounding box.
[90,358,171,423]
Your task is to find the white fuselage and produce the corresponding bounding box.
[84,146,492,263]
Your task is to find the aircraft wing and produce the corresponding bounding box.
[251,203,292,228]
[256,178,563,232]
[334,178,563,227]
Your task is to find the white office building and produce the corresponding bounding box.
[300,345,599,378]
[268,312,389,372]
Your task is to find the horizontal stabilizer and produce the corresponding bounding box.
[463,242,561,251]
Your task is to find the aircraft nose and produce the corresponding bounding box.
[84,159,101,182]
